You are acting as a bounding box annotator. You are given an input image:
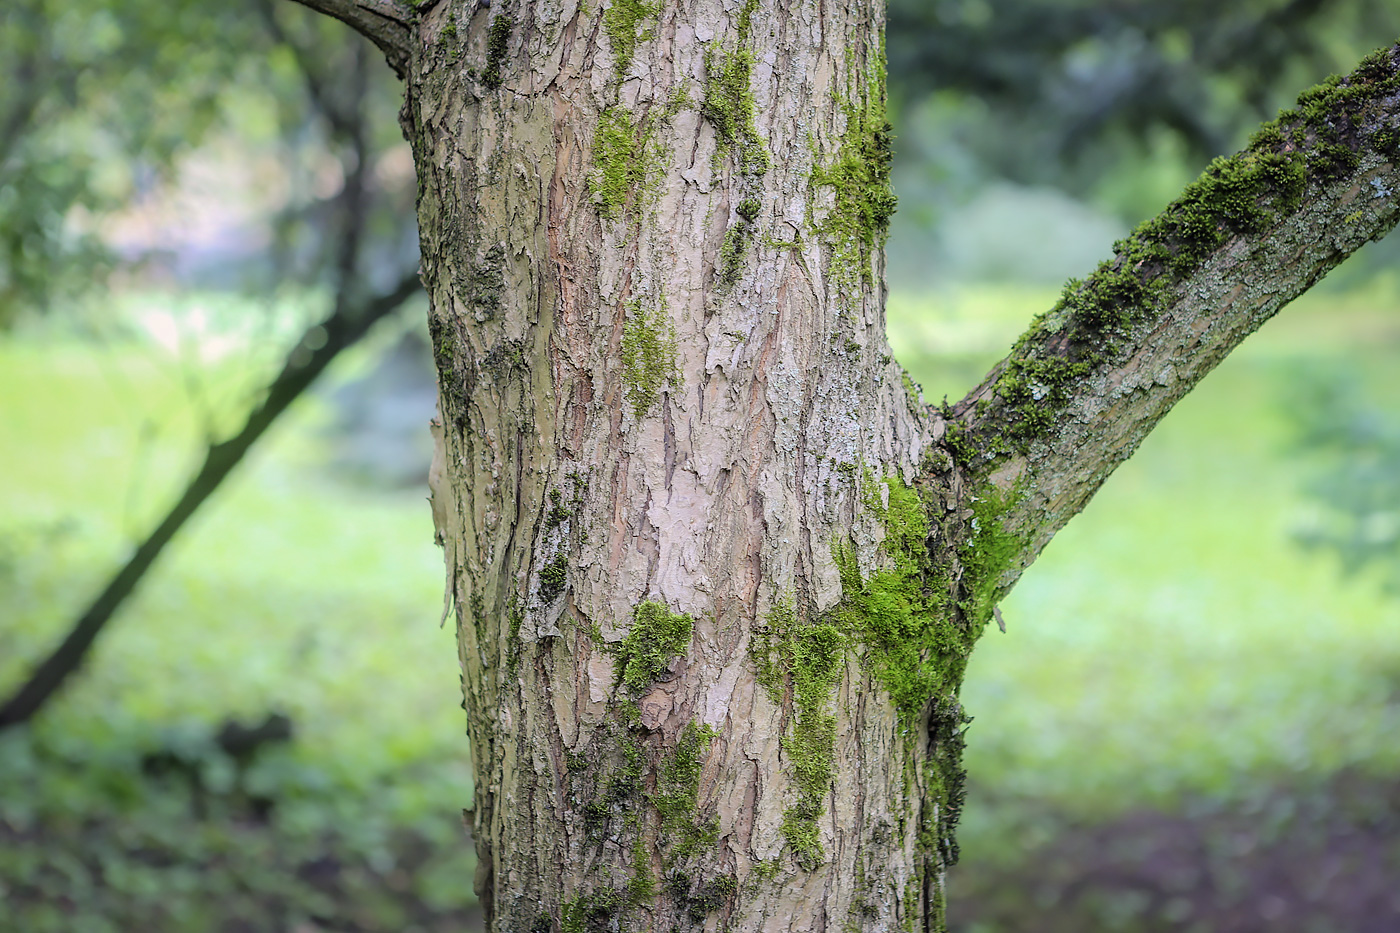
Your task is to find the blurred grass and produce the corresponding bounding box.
[0,294,475,930]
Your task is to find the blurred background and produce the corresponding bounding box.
[2,0,1399,930]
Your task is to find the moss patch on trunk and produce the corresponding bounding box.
[620,300,679,419]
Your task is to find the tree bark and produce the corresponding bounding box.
[339,0,1400,926]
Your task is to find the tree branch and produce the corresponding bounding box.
[0,271,422,731]
[946,43,1400,599]
[283,0,414,79]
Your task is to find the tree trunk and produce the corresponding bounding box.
[323,0,1400,926]
[413,0,948,926]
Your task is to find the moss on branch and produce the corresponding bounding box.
[952,44,1400,469]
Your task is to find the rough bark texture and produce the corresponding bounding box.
[407,0,961,927]
[375,0,1400,926]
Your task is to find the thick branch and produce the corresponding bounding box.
[944,43,1400,598]
[0,272,422,730]
[284,0,414,79]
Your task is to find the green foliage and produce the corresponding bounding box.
[885,0,1395,200]
[619,299,679,419]
[0,0,259,325]
[1286,365,1400,593]
[616,600,693,693]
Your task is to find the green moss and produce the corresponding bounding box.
[545,488,571,529]
[455,242,505,322]
[922,697,971,876]
[602,0,659,73]
[561,888,622,933]
[699,0,769,177]
[810,97,896,288]
[684,873,738,920]
[589,106,657,221]
[1371,125,1400,161]
[994,354,1096,446]
[807,38,896,292]
[958,485,1024,628]
[616,600,692,693]
[440,19,457,41]
[506,599,524,676]
[763,233,802,251]
[665,868,737,920]
[626,836,656,904]
[1129,149,1308,276]
[482,6,513,89]
[545,480,586,532]
[717,197,763,286]
[954,50,1400,468]
[567,713,723,916]
[901,371,922,409]
[620,300,679,418]
[661,81,692,118]
[752,601,844,870]
[778,707,836,870]
[941,421,976,466]
[718,222,751,285]
[538,553,568,603]
[751,471,1025,872]
[652,721,718,860]
[835,473,966,721]
[970,143,1308,459]
[579,725,645,841]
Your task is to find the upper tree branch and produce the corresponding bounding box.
[284,0,415,78]
[945,43,1400,598]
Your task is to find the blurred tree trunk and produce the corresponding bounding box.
[306,1,1400,928]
